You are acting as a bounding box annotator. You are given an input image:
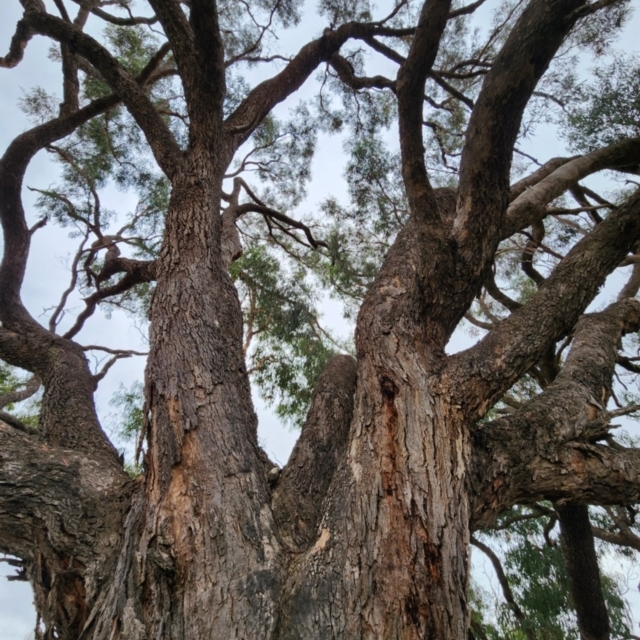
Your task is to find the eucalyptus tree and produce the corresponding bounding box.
[1,0,640,638]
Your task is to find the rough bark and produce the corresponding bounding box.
[4,1,640,639]
[272,354,357,548]
[0,421,131,639]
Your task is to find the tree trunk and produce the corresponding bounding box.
[15,169,640,640]
[20,176,467,640]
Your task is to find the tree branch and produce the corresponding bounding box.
[471,537,537,640]
[470,297,640,528]
[505,138,640,238]
[271,355,357,548]
[592,525,640,552]
[453,0,584,288]
[329,53,396,91]
[509,156,574,201]
[68,0,158,26]
[0,374,41,410]
[555,503,611,640]
[0,17,34,69]
[396,0,452,225]
[25,6,182,178]
[449,188,640,420]
[224,21,389,149]
[448,0,489,18]
[64,261,157,340]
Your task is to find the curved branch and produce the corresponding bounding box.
[271,354,357,548]
[484,271,521,312]
[453,0,584,282]
[470,297,640,528]
[329,53,396,92]
[25,7,182,178]
[449,188,640,419]
[224,21,391,149]
[0,43,171,329]
[0,17,33,69]
[64,261,157,340]
[505,138,640,238]
[236,202,327,249]
[471,537,537,640]
[396,0,452,224]
[68,0,158,26]
[0,374,40,410]
[509,156,573,202]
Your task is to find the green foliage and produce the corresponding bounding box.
[0,362,40,427]
[472,508,633,640]
[230,244,344,427]
[109,381,145,444]
[565,53,640,152]
[318,0,373,26]
[11,3,640,628]
[235,103,318,209]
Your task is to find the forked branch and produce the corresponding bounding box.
[470,297,640,527]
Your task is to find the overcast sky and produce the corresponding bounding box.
[1,1,640,638]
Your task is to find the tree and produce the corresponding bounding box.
[1,0,640,638]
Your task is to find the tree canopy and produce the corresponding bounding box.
[2,0,640,638]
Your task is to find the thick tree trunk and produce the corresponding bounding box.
[48,182,471,640]
[134,153,281,638]
[17,184,640,640]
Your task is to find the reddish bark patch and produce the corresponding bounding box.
[424,541,442,585]
[379,374,399,497]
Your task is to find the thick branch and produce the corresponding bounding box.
[224,21,388,150]
[0,420,128,560]
[396,0,452,225]
[449,188,640,419]
[329,53,396,91]
[555,503,611,640]
[25,7,182,177]
[271,354,357,548]
[453,0,584,282]
[470,298,640,528]
[509,157,573,202]
[505,138,640,238]
[592,525,640,552]
[0,18,34,68]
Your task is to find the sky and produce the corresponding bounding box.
[1,0,640,638]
